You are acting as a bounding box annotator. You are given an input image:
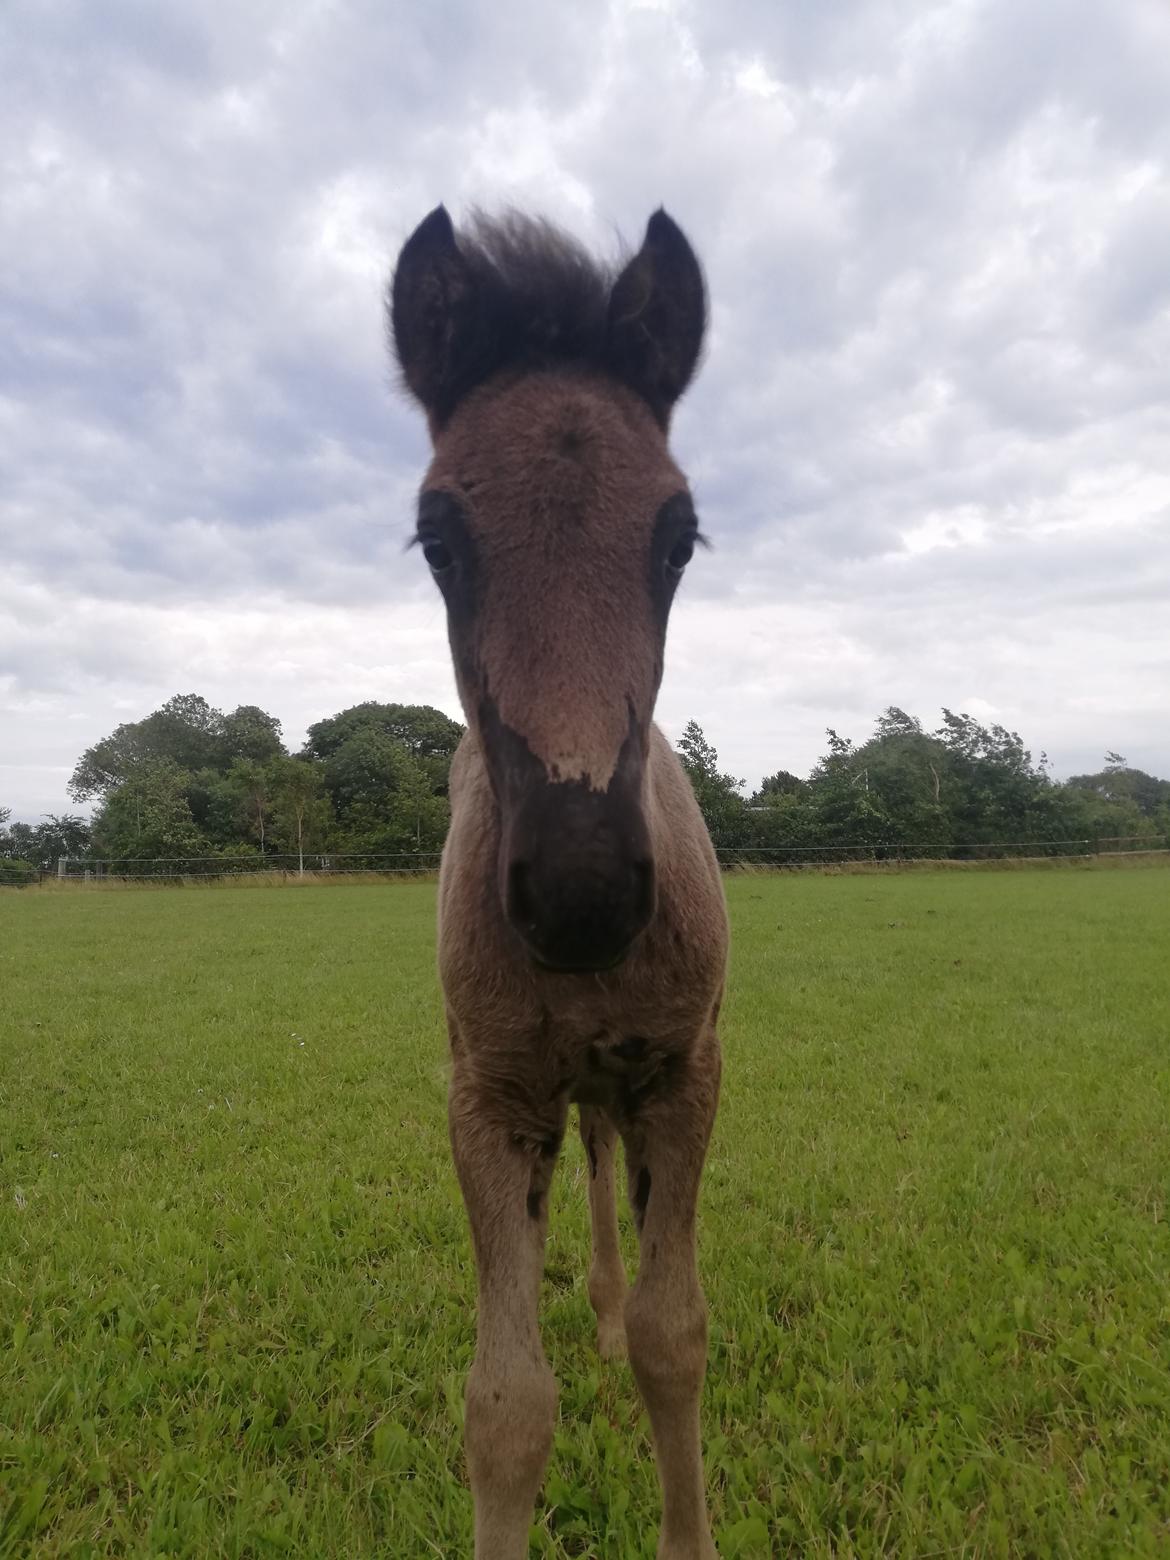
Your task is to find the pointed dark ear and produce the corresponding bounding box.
[389,206,502,425]
[605,210,706,426]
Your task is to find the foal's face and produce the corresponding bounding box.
[391,206,707,972]
[417,371,701,970]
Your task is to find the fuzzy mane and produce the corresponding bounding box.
[456,210,619,372]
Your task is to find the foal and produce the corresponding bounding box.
[390,206,728,1559]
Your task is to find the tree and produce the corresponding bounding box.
[805,728,893,846]
[70,694,285,801]
[184,768,246,848]
[91,762,206,861]
[750,771,806,804]
[42,814,91,857]
[841,708,952,847]
[1,813,92,869]
[1066,757,1170,820]
[31,815,91,868]
[0,809,34,880]
[2,820,37,860]
[322,727,449,853]
[305,703,463,793]
[269,758,331,873]
[219,705,285,766]
[929,709,1043,846]
[228,759,274,853]
[676,722,747,847]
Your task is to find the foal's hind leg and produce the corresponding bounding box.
[449,1066,567,1560]
[622,1029,721,1560]
[579,1104,627,1359]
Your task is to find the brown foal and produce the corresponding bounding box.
[389,206,728,1559]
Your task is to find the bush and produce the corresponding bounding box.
[0,858,39,887]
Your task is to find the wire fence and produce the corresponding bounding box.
[713,834,1169,868]
[1,833,1163,886]
[37,851,445,883]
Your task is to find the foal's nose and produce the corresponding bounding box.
[506,848,656,972]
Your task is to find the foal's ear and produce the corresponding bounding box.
[390,206,499,425]
[606,210,706,426]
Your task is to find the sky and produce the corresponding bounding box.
[2,0,1169,822]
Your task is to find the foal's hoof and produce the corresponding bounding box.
[597,1318,627,1360]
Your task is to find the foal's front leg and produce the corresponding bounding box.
[622,1031,721,1560]
[449,1065,567,1560]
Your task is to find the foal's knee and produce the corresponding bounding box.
[465,1354,557,1493]
[625,1282,708,1403]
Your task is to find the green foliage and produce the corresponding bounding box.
[219,704,285,765]
[227,758,275,853]
[682,708,1168,857]
[750,770,806,804]
[310,706,460,854]
[34,814,92,863]
[183,768,246,848]
[1066,755,1170,820]
[90,761,206,860]
[68,695,286,803]
[305,703,463,795]
[268,758,331,868]
[0,814,92,870]
[803,727,895,845]
[0,856,38,885]
[62,696,466,866]
[33,695,1170,870]
[69,694,224,801]
[676,721,748,846]
[2,871,1170,1554]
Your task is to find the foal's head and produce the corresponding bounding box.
[390,207,706,973]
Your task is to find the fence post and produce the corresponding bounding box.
[58,856,67,878]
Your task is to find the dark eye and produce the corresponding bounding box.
[422,539,454,574]
[667,536,695,573]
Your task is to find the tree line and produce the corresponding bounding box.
[678,710,1170,856]
[1,693,1167,877]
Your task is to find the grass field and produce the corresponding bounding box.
[2,868,1169,1557]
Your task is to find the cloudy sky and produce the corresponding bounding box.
[3,0,1169,820]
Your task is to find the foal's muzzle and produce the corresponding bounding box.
[502,785,656,973]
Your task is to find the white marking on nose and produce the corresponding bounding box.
[540,748,619,793]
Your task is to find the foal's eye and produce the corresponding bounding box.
[423,540,454,574]
[666,536,695,573]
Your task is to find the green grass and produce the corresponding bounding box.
[2,870,1168,1557]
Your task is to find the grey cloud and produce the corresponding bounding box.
[2,0,1169,816]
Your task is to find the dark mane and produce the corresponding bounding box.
[457,210,618,373]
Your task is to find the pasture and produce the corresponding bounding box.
[2,868,1168,1557]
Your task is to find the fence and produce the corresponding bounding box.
[712,834,1168,869]
[11,833,1163,885]
[42,851,444,883]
